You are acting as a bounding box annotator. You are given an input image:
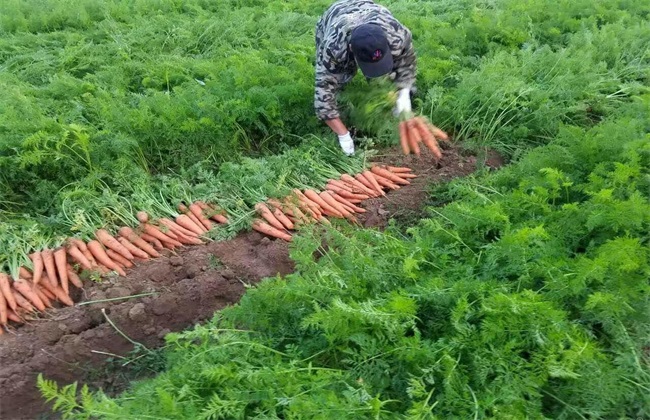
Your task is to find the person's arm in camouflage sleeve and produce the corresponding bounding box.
[391,26,417,116]
[393,26,417,91]
[314,46,352,141]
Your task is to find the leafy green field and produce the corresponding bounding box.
[41,101,650,417]
[0,0,648,417]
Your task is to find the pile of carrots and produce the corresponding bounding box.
[250,165,415,241]
[0,201,229,334]
[399,116,449,158]
[0,165,414,334]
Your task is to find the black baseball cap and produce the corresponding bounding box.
[350,23,393,78]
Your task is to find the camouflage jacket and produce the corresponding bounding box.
[314,0,417,121]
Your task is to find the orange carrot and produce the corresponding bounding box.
[198,202,229,224]
[417,116,449,141]
[189,203,214,231]
[297,201,321,219]
[371,165,410,185]
[118,227,160,258]
[374,175,400,190]
[303,189,341,216]
[340,174,377,197]
[0,287,7,325]
[175,214,205,236]
[285,196,320,220]
[19,266,32,280]
[95,229,134,261]
[13,280,46,312]
[326,184,370,201]
[255,203,287,231]
[67,245,92,270]
[162,219,203,244]
[39,283,56,301]
[165,217,196,238]
[7,308,23,323]
[69,238,88,252]
[210,213,229,224]
[354,173,381,196]
[386,165,412,173]
[137,211,150,223]
[0,274,17,312]
[29,252,44,285]
[117,237,149,260]
[13,290,35,313]
[66,264,84,289]
[292,190,322,213]
[177,231,205,245]
[330,193,356,213]
[292,207,313,225]
[41,249,58,287]
[87,240,127,276]
[331,193,366,213]
[170,230,204,246]
[281,199,312,224]
[142,224,183,248]
[179,204,207,232]
[106,249,133,269]
[298,196,323,216]
[40,275,74,306]
[414,118,442,159]
[406,120,421,155]
[266,200,297,229]
[398,121,410,155]
[34,285,53,309]
[390,172,417,179]
[362,171,385,196]
[54,247,69,295]
[327,179,355,193]
[82,248,98,268]
[252,219,292,242]
[273,206,295,230]
[320,191,352,217]
[140,232,165,251]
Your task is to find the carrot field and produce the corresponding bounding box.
[1,0,649,418]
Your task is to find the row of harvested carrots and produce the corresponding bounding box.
[0,164,414,334]
[250,164,416,241]
[0,201,229,333]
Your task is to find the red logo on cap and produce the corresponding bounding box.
[372,49,383,61]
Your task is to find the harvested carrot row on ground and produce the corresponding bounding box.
[0,166,420,328]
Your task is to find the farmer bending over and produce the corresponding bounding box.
[315,0,416,155]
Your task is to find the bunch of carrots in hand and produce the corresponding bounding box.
[250,165,416,241]
[398,115,449,159]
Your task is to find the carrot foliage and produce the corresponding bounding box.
[38,97,650,420]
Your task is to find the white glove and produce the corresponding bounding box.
[338,132,355,156]
[394,87,412,117]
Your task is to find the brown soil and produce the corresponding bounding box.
[0,143,502,420]
[360,143,490,229]
[0,235,294,419]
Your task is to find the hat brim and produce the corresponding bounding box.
[356,52,393,79]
